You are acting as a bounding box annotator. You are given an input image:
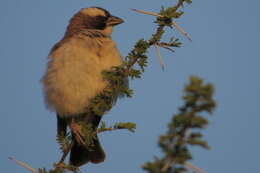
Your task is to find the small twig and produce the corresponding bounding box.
[9,157,39,173]
[156,43,176,53]
[154,45,165,70]
[185,162,208,173]
[132,9,162,18]
[171,22,192,41]
[97,127,131,134]
[132,9,192,41]
[160,46,175,53]
[58,142,74,165]
[97,127,114,133]
[161,159,207,173]
[161,159,174,172]
[175,0,186,10]
[125,56,139,74]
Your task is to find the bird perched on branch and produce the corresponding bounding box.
[42,7,124,167]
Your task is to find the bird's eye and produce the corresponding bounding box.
[93,15,108,29]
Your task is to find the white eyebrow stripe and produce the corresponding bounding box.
[80,8,106,17]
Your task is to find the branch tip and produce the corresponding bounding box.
[132,8,192,41]
[185,162,208,173]
[9,156,39,173]
[155,45,165,71]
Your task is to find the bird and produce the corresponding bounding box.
[41,7,124,167]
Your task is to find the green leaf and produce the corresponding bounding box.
[114,122,136,133]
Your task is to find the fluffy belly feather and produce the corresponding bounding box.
[42,37,122,116]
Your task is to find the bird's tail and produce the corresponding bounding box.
[69,134,106,166]
[69,113,105,167]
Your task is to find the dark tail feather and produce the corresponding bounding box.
[69,113,106,167]
[69,139,90,166]
[70,134,105,166]
[89,134,106,163]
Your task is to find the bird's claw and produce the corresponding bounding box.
[70,119,86,146]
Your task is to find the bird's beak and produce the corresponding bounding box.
[107,16,124,26]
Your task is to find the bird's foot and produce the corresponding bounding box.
[70,119,86,145]
[56,162,66,169]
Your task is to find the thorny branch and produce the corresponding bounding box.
[9,157,38,173]
[132,9,192,41]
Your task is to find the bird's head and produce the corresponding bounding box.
[65,7,124,37]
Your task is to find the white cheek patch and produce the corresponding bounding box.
[80,8,106,17]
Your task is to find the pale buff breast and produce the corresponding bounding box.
[42,36,122,116]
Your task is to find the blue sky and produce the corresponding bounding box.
[1,0,259,172]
